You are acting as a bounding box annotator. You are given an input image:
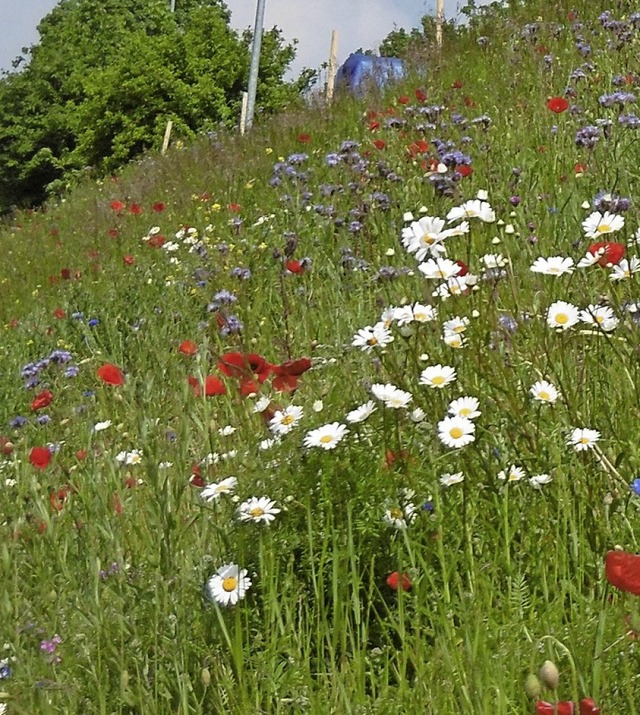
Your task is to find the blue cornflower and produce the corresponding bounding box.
[631,478,640,496]
[10,416,28,428]
[64,365,80,378]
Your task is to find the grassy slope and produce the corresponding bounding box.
[2,1,640,712]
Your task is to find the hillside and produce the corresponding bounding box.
[1,1,639,712]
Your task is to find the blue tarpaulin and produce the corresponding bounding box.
[335,53,406,94]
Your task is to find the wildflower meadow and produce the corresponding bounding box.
[4,1,640,712]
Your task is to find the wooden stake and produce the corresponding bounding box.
[326,30,338,101]
[161,120,173,155]
[436,0,444,50]
[240,92,248,135]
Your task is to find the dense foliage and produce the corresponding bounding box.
[0,0,314,212]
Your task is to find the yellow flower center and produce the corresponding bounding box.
[421,233,436,245]
[539,391,550,401]
[367,337,379,345]
[390,508,404,520]
[431,375,446,385]
[319,434,334,444]
[414,312,427,321]
[579,436,590,444]
[281,414,296,425]
[250,507,265,518]
[459,408,471,416]
[222,577,238,592]
[596,315,604,324]
[596,223,611,234]
[555,313,568,325]
[450,427,463,439]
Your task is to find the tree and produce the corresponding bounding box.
[0,0,314,212]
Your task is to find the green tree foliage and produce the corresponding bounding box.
[0,0,314,212]
[378,15,460,58]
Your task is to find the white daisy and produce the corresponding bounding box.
[379,306,397,328]
[93,420,112,432]
[439,471,465,486]
[482,253,508,268]
[579,304,619,332]
[115,449,143,466]
[412,302,438,322]
[577,248,605,268]
[432,274,477,299]
[582,210,624,238]
[383,503,416,530]
[370,383,413,409]
[237,496,281,524]
[546,301,580,330]
[497,465,526,482]
[446,199,496,223]
[568,427,600,451]
[418,257,461,280]
[419,364,457,389]
[437,416,475,448]
[401,215,450,261]
[393,305,414,326]
[352,322,394,352]
[206,563,252,606]
[610,257,640,281]
[530,380,559,404]
[442,316,470,334]
[218,425,236,436]
[201,476,238,502]
[530,256,575,276]
[346,400,377,423]
[443,332,465,348]
[303,422,349,450]
[529,474,553,488]
[448,396,481,419]
[269,406,304,436]
[409,407,426,422]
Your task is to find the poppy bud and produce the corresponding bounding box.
[539,660,560,690]
[201,668,211,687]
[524,674,541,699]
[120,670,130,689]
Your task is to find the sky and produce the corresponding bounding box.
[0,0,487,77]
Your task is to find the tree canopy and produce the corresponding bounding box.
[0,0,314,212]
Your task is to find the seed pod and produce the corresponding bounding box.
[539,660,560,690]
[524,673,541,699]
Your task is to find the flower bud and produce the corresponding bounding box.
[524,673,541,699]
[201,668,211,687]
[539,660,560,690]
[120,670,130,689]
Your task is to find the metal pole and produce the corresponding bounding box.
[170,0,175,12]
[245,0,266,131]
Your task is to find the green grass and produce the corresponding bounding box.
[3,1,640,712]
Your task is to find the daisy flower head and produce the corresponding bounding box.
[439,471,465,486]
[443,331,465,348]
[303,422,349,450]
[393,305,414,326]
[419,364,457,389]
[437,415,475,449]
[568,427,600,451]
[582,210,624,238]
[237,496,281,524]
[530,256,575,276]
[370,383,413,409]
[530,380,559,404]
[418,257,461,280]
[432,274,477,299]
[529,473,552,488]
[482,253,508,268]
[401,215,449,261]
[412,302,438,323]
[442,316,469,334]
[546,301,579,330]
[269,405,304,436]
[383,502,416,530]
[206,563,252,606]
[579,304,619,332]
[201,476,238,502]
[610,257,640,281]
[447,199,496,223]
[346,400,377,423]
[448,396,480,419]
[352,322,394,352]
[116,449,143,466]
[497,465,525,482]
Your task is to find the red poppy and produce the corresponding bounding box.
[129,203,143,215]
[415,88,427,102]
[463,96,476,107]
[536,703,574,715]
[239,378,260,396]
[574,163,587,174]
[204,375,226,396]
[579,698,600,715]
[373,139,386,150]
[123,255,135,265]
[110,200,125,212]
[31,390,54,411]
[76,450,88,461]
[179,340,198,356]
[386,571,412,591]
[29,446,52,469]
[605,549,640,595]
[408,140,429,157]
[189,465,206,488]
[297,133,311,144]
[285,259,306,275]
[228,203,241,213]
[218,352,271,381]
[547,96,569,113]
[60,268,72,280]
[588,241,625,267]
[147,234,166,248]
[368,120,380,131]
[50,486,70,512]
[456,164,473,177]
[0,437,14,456]
[397,95,409,105]
[274,357,312,377]
[152,202,166,212]
[107,228,119,238]
[451,79,463,89]
[272,373,299,393]
[454,259,469,276]
[97,363,125,386]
